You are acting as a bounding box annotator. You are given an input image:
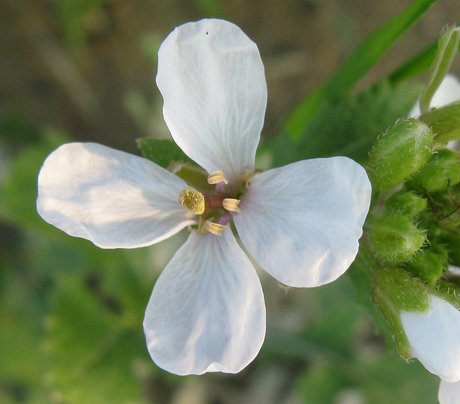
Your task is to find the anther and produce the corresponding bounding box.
[222,198,241,213]
[179,188,205,215]
[207,170,228,185]
[204,220,227,235]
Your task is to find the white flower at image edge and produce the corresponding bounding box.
[400,295,460,384]
[409,74,460,117]
[439,380,460,404]
[36,19,372,375]
[409,75,460,403]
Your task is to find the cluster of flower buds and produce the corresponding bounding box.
[364,71,460,402]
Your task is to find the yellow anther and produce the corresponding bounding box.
[222,198,241,213]
[179,188,205,215]
[207,170,228,185]
[204,220,227,235]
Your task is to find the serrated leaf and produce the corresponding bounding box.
[281,0,437,142]
[46,276,147,403]
[269,81,421,166]
[137,137,193,168]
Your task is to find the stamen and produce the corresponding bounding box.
[222,198,241,213]
[204,220,227,235]
[207,170,228,185]
[179,188,205,215]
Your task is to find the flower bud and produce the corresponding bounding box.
[368,212,426,264]
[367,119,434,190]
[375,267,429,312]
[438,232,460,267]
[405,244,448,286]
[373,268,429,358]
[385,191,427,218]
[431,185,460,230]
[420,102,460,145]
[409,149,460,193]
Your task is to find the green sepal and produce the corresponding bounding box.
[137,137,193,169]
[420,102,460,144]
[405,244,448,286]
[385,191,427,218]
[408,149,460,193]
[372,268,429,358]
[174,163,214,193]
[367,212,426,264]
[374,268,429,312]
[367,119,434,190]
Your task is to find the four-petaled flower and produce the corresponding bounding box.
[408,74,460,403]
[37,19,371,375]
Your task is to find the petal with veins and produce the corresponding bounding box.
[37,143,195,248]
[234,157,371,287]
[157,19,267,182]
[401,295,460,383]
[144,229,266,375]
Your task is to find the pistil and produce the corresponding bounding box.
[179,188,205,215]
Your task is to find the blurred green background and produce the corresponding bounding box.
[1,0,460,403]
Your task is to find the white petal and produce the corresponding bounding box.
[37,143,195,248]
[234,157,371,287]
[143,229,266,375]
[439,380,460,404]
[400,295,460,382]
[157,19,267,182]
[410,74,460,116]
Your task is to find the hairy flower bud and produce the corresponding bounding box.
[386,191,427,218]
[438,232,460,267]
[409,149,460,193]
[368,212,426,264]
[367,119,434,190]
[405,244,448,286]
[373,268,429,358]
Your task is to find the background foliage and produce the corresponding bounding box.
[1,0,460,402]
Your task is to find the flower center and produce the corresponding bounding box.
[179,188,205,215]
[178,169,250,235]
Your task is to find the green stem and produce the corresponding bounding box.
[419,26,460,114]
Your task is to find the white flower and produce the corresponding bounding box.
[439,379,460,404]
[37,19,371,375]
[400,294,460,383]
[410,74,460,117]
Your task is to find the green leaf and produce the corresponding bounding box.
[389,41,438,83]
[0,266,45,385]
[46,275,147,403]
[354,356,438,404]
[269,81,421,166]
[297,353,438,404]
[280,0,437,142]
[194,0,225,18]
[137,137,193,169]
[297,364,348,404]
[0,130,67,231]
